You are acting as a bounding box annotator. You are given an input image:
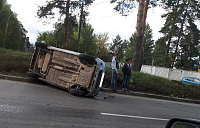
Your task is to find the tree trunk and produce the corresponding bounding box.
[132,0,147,71]
[171,7,188,68]
[163,35,172,67]
[138,0,149,70]
[163,0,180,67]
[77,1,84,52]
[64,0,70,49]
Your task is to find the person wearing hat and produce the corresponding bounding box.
[122,58,131,92]
[111,53,119,91]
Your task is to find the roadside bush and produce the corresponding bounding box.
[0,48,32,76]
[103,67,200,100]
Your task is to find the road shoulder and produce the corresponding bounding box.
[0,73,200,104]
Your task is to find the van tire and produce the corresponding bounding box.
[27,71,39,79]
[70,89,86,96]
[35,42,48,49]
[79,54,95,66]
[79,54,95,62]
[69,85,87,96]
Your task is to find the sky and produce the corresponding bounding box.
[88,0,168,42]
[6,0,196,44]
[6,0,54,43]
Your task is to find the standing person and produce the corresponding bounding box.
[111,53,119,91]
[24,37,30,52]
[122,58,131,92]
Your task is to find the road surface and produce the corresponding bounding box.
[0,79,200,128]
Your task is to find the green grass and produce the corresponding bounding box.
[0,48,32,77]
[103,67,200,100]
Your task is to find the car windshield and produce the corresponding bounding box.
[194,78,200,83]
[186,77,194,81]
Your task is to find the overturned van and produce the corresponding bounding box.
[27,42,105,97]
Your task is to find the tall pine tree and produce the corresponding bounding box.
[160,0,200,69]
[37,0,94,50]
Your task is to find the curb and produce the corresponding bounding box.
[100,88,200,104]
[0,74,200,104]
[0,74,36,83]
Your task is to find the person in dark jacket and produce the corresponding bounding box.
[122,58,131,91]
[24,37,30,52]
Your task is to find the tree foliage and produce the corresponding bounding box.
[79,24,96,56]
[111,0,200,71]
[109,34,129,62]
[124,33,136,61]
[160,0,200,69]
[143,23,154,65]
[0,0,27,51]
[35,0,200,71]
[153,37,167,67]
[37,31,56,47]
[37,0,94,50]
[111,0,156,71]
[123,24,154,65]
[95,33,110,61]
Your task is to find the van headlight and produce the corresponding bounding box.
[99,72,105,88]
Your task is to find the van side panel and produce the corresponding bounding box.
[45,50,96,90]
[28,43,105,97]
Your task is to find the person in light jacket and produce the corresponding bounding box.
[111,53,119,91]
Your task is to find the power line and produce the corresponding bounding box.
[25,26,53,29]
[98,14,118,20]
[92,0,108,6]
[20,20,36,23]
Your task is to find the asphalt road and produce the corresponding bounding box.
[0,79,200,128]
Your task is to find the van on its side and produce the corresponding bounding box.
[27,42,105,97]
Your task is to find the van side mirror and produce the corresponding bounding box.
[166,118,200,128]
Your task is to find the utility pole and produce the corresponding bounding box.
[77,0,84,52]
[18,29,21,51]
[64,0,70,49]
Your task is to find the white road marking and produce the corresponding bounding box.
[101,113,169,121]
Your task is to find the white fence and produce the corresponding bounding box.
[105,62,200,80]
[141,65,200,80]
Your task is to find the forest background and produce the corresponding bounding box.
[0,0,200,71]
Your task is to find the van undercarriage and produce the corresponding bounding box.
[28,42,105,97]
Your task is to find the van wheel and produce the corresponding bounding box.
[79,54,95,61]
[35,41,48,49]
[69,85,87,96]
[27,71,39,79]
[79,54,96,66]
